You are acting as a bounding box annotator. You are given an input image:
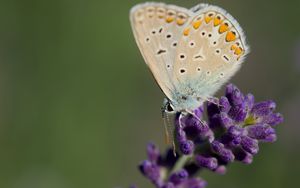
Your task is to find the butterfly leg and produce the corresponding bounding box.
[206,96,225,108]
[186,109,207,126]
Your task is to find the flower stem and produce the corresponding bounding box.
[170,154,192,174]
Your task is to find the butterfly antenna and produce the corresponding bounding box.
[162,109,176,156]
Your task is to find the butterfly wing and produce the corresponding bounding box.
[170,5,250,111]
[130,2,193,101]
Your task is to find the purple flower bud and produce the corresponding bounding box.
[184,121,210,139]
[139,160,161,185]
[162,182,175,188]
[241,136,259,155]
[219,112,234,128]
[247,124,276,142]
[228,103,247,122]
[214,165,227,175]
[194,105,205,118]
[169,169,188,185]
[251,100,276,117]
[228,126,243,138]
[226,84,244,106]
[211,141,235,162]
[180,140,194,155]
[176,127,187,142]
[221,126,243,146]
[262,112,284,126]
[195,155,218,171]
[219,96,231,113]
[264,134,277,142]
[147,143,160,162]
[207,101,220,117]
[181,178,207,188]
[245,93,255,110]
[234,150,253,164]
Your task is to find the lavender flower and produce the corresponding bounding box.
[131,84,283,188]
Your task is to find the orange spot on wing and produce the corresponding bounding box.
[214,17,222,26]
[234,47,243,55]
[177,19,185,26]
[193,20,202,29]
[166,17,174,23]
[231,44,238,51]
[183,28,190,36]
[226,31,236,42]
[205,16,213,24]
[219,23,229,33]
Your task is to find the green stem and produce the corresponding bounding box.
[170,154,192,174]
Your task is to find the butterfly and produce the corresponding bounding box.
[130,2,249,148]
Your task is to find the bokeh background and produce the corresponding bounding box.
[0,0,299,187]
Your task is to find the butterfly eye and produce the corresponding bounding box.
[166,103,174,112]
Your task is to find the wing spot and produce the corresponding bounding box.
[156,49,167,55]
[172,42,177,47]
[201,31,206,36]
[197,67,201,72]
[206,71,211,75]
[145,37,150,43]
[189,41,195,47]
[215,49,221,54]
[166,34,172,38]
[223,55,230,62]
[194,55,204,60]
[159,28,163,33]
[167,64,171,68]
[220,73,224,77]
[208,33,212,38]
[179,54,186,60]
[180,68,186,74]
[151,30,156,35]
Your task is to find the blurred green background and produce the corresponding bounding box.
[0,0,299,187]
